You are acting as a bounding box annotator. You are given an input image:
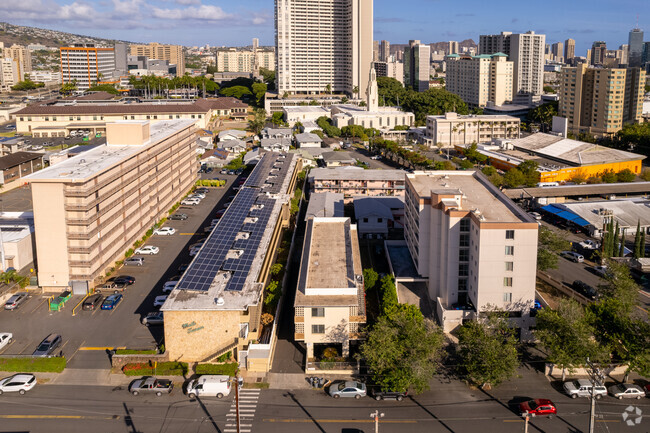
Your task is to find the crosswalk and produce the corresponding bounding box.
[223,388,261,433]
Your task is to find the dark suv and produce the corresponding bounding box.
[572,280,598,300]
[369,388,408,401]
[32,333,62,357]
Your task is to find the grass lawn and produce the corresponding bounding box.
[0,357,66,373]
[114,349,157,355]
[0,132,16,138]
[122,361,188,376]
[195,362,238,376]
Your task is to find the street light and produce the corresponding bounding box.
[370,410,384,433]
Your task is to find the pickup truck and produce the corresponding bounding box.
[129,376,174,396]
[578,239,600,250]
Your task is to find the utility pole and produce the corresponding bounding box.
[522,413,530,433]
[586,357,605,433]
[370,410,384,433]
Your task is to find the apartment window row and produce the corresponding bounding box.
[311,307,324,317]
[312,324,325,334]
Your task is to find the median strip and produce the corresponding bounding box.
[78,347,125,351]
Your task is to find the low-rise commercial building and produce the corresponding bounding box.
[0,212,35,272]
[295,133,322,148]
[294,217,366,363]
[353,196,404,237]
[283,106,330,126]
[425,112,520,148]
[13,97,248,137]
[162,152,301,364]
[309,167,405,198]
[469,133,645,183]
[0,152,43,185]
[405,171,538,333]
[26,120,198,292]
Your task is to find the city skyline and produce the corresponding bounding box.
[0,0,646,56]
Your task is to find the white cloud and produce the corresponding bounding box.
[174,0,201,5]
[152,4,232,21]
[111,0,145,15]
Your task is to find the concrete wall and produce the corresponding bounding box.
[164,310,242,362]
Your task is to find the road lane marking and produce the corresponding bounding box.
[180,233,198,235]
[263,419,417,424]
[0,415,118,420]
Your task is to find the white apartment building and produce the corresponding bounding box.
[294,217,365,362]
[5,45,31,79]
[425,112,520,148]
[216,48,275,73]
[445,53,513,108]
[28,71,62,85]
[404,40,430,92]
[275,0,373,96]
[1,58,21,92]
[60,45,117,90]
[404,171,538,333]
[479,31,545,97]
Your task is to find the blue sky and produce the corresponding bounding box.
[0,0,647,55]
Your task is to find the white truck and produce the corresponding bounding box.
[186,375,232,399]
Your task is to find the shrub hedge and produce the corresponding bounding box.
[0,357,66,373]
[122,361,188,376]
[195,362,238,376]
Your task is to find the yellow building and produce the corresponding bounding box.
[130,43,185,76]
[558,64,646,137]
[5,45,31,79]
[458,133,645,183]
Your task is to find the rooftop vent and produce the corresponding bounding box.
[215,297,225,306]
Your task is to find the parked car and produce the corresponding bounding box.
[561,251,584,262]
[32,333,62,357]
[82,294,103,311]
[204,224,217,233]
[195,188,209,194]
[124,257,145,266]
[572,280,598,300]
[178,263,190,273]
[608,383,645,399]
[0,374,36,395]
[101,294,123,310]
[153,227,176,236]
[188,192,206,199]
[0,333,12,351]
[4,292,28,310]
[169,213,188,221]
[369,388,408,401]
[134,246,159,255]
[328,381,367,399]
[592,265,609,277]
[181,198,201,206]
[563,379,607,399]
[153,295,168,307]
[141,312,164,327]
[370,155,381,160]
[114,275,135,285]
[519,399,557,416]
[129,376,174,396]
[100,280,125,292]
[162,281,178,293]
[579,239,600,250]
[528,212,542,220]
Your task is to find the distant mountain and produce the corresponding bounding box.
[390,39,477,56]
[0,22,137,49]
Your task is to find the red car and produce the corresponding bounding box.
[519,399,557,417]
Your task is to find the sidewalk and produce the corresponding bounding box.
[267,372,355,390]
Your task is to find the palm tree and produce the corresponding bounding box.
[352,85,359,99]
[325,84,331,95]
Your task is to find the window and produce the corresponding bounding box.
[504,277,513,287]
[363,218,368,223]
[460,233,470,247]
[459,249,469,262]
[311,307,324,317]
[311,324,325,334]
[377,218,383,223]
[460,219,470,232]
[505,262,514,271]
[503,292,512,302]
[458,263,469,277]
[506,230,515,240]
[505,246,514,255]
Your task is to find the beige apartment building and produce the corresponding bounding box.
[564,38,575,62]
[308,167,406,199]
[294,217,365,365]
[216,48,275,73]
[26,120,198,292]
[275,0,373,96]
[404,171,538,333]
[13,97,248,137]
[0,58,20,92]
[558,64,646,136]
[425,112,520,148]
[130,43,185,76]
[446,53,513,108]
[5,45,31,79]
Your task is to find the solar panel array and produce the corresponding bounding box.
[176,152,296,294]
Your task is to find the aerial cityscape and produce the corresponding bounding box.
[0,0,649,432]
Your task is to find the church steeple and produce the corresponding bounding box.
[366,65,378,112]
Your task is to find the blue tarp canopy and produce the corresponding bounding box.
[541,205,591,227]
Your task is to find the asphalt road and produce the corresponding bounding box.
[0,173,240,368]
[0,367,648,433]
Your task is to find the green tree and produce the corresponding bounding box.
[535,299,606,380]
[457,313,520,389]
[259,67,276,90]
[543,85,556,94]
[517,160,541,187]
[359,307,444,393]
[503,168,526,188]
[86,83,120,95]
[271,111,288,127]
[616,168,636,182]
[247,108,267,135]
[527,101,558,132]
[481,166,497,176]
[352,85,359,98]
[251,82,268,106]
[221,85,253,99]
[537,227,571,271]
[316,116,341,137]
[634,221,642,259]
[60,80,78,96]
[380,275,399,316]
[363,268,379,292]
[11,79,45,91]
[463,143,488,163]
[600,169,617,183]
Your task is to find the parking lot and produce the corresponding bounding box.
[0,172,243,368]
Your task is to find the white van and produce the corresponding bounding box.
[186,375,231,398]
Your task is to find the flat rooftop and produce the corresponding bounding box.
[295,217,363,308]
[163,152,297,312]
[427,113,519,121]
[553,200,650,229]
[26,120,196,182]
[283,106,329,113]
[505,182,650,199]
[309,167,405,182]
[408,171,532,223]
